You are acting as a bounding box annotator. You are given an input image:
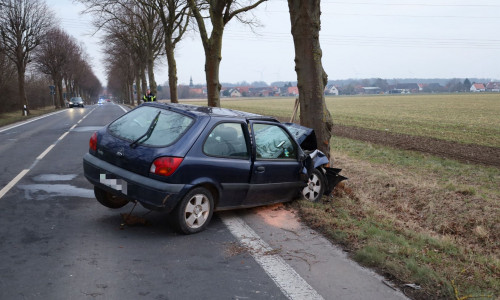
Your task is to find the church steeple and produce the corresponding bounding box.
[189,76,193,87]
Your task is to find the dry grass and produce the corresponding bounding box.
[0,107,59,127]
[189,93,500,147]
[188,95,500,298]
[295,137,499,299]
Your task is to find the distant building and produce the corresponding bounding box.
[228,88,242,97]
[287,86,299,96]
[470,83,486,92]
[324,85,339,95]
[395,83,420,93]
[361,87,381,94]
[485,82,500,92]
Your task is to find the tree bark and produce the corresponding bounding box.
[288,0,333,159]
[140,67,147,98]
[205,33,223,107]
[188,0,267,108]
[135,74,142,106]
[56,77,64,108]
[166,44,178,103]
[17,66,29,116]
[147,53,157,95]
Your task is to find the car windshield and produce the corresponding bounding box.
[72,98,82,102]
[108,106,194,147]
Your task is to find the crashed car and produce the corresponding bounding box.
[83,103,345,234]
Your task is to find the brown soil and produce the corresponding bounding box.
[332,124,500,167]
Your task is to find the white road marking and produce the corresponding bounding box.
[0,108,97,200]
[221,213,324,300]
[0,169,30,199]
[36,144,56,160]
[118,105,128,113]
[58,131,69,141]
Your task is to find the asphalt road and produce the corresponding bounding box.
[0,103,408,300]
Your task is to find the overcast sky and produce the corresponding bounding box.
[47,0,500,86]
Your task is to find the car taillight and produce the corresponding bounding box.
[89,132,97,152]
[150,157,183,176]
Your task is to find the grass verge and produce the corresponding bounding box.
[293,137,499,299]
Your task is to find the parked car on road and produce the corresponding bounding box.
[69,97,84,108]
[83,103,345,234]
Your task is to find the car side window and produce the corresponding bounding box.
[253,123,297,159]
[203,123,249,159]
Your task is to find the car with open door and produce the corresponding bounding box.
[83,103,345,234]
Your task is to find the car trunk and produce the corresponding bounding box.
[96,131,158,177]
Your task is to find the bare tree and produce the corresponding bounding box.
[104,41,136,104]
[0,45,18,113]
[0,0,54,115]
[62,42,83,101]
[143,0,190,103]
[288,0,333,158]
[35,28,78,108]
[78,0,164,96]
[188,0,267,107]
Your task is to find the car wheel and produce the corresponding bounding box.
[94,186,129,208]
[301,168,325,202]
[172,187,214,234]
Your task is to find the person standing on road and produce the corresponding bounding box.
[142,89,156,102]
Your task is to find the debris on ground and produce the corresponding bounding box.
[120,213,148,227]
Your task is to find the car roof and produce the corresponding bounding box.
[143,102,279,122]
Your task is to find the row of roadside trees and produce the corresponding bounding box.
[0,0,101,115]
[80,0,334,158]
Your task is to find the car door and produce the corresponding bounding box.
[189,121,252,209]
[244,121,303,206]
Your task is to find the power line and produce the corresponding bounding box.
[223,31,500,49]
[322,1,500,7]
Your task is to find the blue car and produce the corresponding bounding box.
[83,103,345,234]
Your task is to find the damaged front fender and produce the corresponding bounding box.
[284,122,347,196]
[302,149,347,196]
[323,167,348,195]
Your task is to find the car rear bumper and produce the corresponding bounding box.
[83,153,186,212]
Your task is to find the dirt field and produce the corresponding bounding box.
[333,124,500,167]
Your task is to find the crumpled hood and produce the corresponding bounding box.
[283,122,318,151]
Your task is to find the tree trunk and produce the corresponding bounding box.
[135,73,141,106]
[57,79,64,108]
[288,0,333,159]
[52,76,60,109]
[166,44,178,103]
[64,77,69,102]
[141,67,147,98]
[205,33,223,108]
[129,83,133,105]
[17,67,29,116]
[147,53,157,95]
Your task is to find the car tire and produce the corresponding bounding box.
[301,168,326,202]
[94,186,129,208]
[172,187,214,234]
